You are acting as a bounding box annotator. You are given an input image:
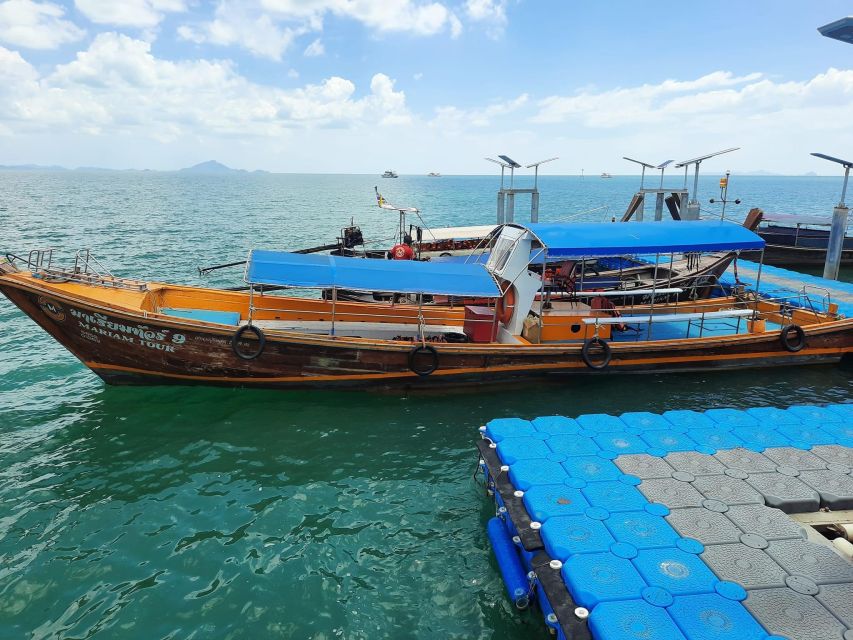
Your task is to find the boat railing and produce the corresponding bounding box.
[585,306,756,340]
[799,285,834,318]
[26,248,54,271]
[24,248,148,291]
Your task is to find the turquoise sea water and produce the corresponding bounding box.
[0,172,850,639]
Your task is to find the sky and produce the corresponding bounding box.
[0,0,851,174]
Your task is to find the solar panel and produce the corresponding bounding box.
[675,148,739,168]
[818,16,853,43]
[811,152,853,168]
[623,156,657,169]
[498,155,521,168]
[525,157,558,168]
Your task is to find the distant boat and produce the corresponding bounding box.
[428,172,441,177]
[382,170,398,178]
[600,172,613,178]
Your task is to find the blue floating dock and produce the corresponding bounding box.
[477,403,853,640]
[718,258,853,319]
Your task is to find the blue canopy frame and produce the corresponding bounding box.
[518,220,765,258]
[245,250,502,298]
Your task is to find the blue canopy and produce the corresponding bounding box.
[246,250,502,297]
[520,221,765,257]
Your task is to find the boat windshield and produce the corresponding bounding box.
[487,238,515,273]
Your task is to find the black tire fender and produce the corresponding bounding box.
[779,324,806,353]
[409,344,439,376]
[232,324,266,360]
[581,337,612,370]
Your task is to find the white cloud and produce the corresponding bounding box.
[464,0,506,37]
[178,1,308,60]
[432,93,528,129]
[533,71,767,126]
[74,0,186,28]
[0,33,411,140]
[0,0,85,49]
[178,0,463,58]
[261,0,460,36]
[303,37,323,56]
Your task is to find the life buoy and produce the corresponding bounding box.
[232,324,266,360]
[409,344,439,376]
[497,285,516,325]
[581,338,611,370]
[780,324,806,353]
[390,243,414,260]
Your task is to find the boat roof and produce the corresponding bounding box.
[512,220,764,257]
[420,224,498,242]
[245,250,502,297]
[762,213,836,226]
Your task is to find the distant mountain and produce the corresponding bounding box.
[179,160,249,174]
[0,164,68,171]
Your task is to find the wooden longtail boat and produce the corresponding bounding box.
[741,214,853,267]
[1,222,850,390]
[330,210,766,306]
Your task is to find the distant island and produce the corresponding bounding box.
[179,160,268,174]
[0,160,268,174]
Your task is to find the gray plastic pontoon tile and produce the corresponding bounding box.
[810,444,853,467]
[724,504,807,540]
[714,448,777,473]
[614,453,675,479]
[798,469,853,509]
[692,475,764,505]
[815,582,853,627]
[665,507,742,544]
[664,451,727,476]
[745,472,821,513]
[744,587,847,640]
[637,477,705,508]
[700,543,787,589]
[767,539,853,584]
[761,447,828,471]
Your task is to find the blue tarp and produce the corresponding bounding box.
[522,221,765,257]
[246,250,502,297]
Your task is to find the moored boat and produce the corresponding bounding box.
[1,221,849,390]
[743,213,853,266]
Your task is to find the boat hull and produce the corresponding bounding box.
[2,279,851,390]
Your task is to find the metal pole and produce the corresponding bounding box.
[538,249,546,340]
[640,166,646,190]
[648,253,659,340]
[841,165,850,206]
[753,249,764,318]
[248,284,255,324]
[331,288,337,336]
[691,162,701,203]
[824,204,849,280]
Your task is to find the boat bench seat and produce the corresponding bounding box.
[161,307,241,326]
